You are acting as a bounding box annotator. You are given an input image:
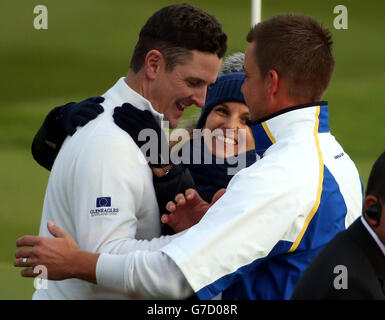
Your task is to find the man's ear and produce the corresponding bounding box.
[266,69,279,99]
[363,195,380,227]
[144,50,164,80]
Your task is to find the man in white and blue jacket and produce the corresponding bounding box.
[15,14,363,300]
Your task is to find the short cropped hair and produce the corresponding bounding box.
[247,14,335,101]
[130,3,227,73]
[366,151,385,201]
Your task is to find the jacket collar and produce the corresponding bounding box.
[248,101,330,158]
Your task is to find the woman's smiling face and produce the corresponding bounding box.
[202,102,255,158]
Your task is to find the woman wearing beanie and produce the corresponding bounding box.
[176,70,256,205]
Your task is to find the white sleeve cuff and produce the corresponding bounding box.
[95,253,128,293]
[95,251,193,299]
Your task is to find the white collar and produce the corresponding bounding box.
[103,77,164,126]
[360,216,385,257]
[262,103,329,145]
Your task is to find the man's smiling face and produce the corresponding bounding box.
[148,50,222,128]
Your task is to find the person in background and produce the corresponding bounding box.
[152,53,256,222]
[184,57,256,203]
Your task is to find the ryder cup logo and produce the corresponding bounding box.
[96,197,111,208]
[90,197,119,217]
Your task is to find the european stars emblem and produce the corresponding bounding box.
[96,197,111,208]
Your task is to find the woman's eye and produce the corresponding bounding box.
[216,108,227,115]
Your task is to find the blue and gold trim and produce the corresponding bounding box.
[318,104,330,133]
[248,102,329,159]
[289,106,324,252]
[249,123,275,159]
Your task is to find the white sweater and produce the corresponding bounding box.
[33,78,182,299]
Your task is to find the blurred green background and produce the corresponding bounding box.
[1,0,384,299]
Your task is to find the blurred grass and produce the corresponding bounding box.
[1,0,384,299]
